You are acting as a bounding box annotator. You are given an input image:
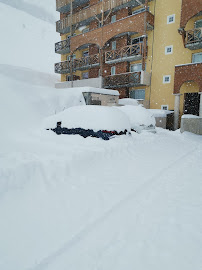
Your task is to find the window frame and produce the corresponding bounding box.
[82,72,89,79]
[130,89,145,100]
[163,75,171,84]
[111,66,116,75]
[130,63,143,72]
[192,52,202,63]
[111,15,116,23]
[165,45,173,55]
[111,40,116,50]
[167,14,175,24]
[161,105,169,110]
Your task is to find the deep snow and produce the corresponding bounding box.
[0,3,202,270]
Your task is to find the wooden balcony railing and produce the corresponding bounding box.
[73,53,100,69]
[104,72,141,88]
[185,28,202,45]
[55,38,70,54]
[55,54,100,74]
[55,60,71,73]
[56,0,71,11]
[56,0,147,33]
[105,44,142,63]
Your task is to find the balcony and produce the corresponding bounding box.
[105,43,143,64]
[56,0,154,34]
[55,54,100,74]
[55,60,70,74]
[185,28,202,50]
[70,11,154,52]
[104,70,151,88]
[56,0,89,13]
[55,38,70,54]
[73,53,100,70]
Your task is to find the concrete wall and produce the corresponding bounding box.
[55,77,102,88]
[181,117,202,135]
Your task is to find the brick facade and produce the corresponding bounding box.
[174,63,202,94]
[180,0,202,28]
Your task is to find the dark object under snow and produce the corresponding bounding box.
[47,122,129,140]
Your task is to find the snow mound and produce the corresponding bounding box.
[119,98,139,106]
[118,105,156,128]
[0,2,59,74]
[43,105,131,132]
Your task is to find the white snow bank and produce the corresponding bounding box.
[43,105,131,132]
[118,105,156,129]
[119,98,139,106]
[0,2,59,74]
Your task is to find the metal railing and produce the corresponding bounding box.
[105,43,142,62]
[185,28,202,45]
[104,71,141,87]
[73,53,100,69]
[55,60,71,73]
[55,38,70,53]
[56,0,144,32]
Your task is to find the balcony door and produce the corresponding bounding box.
[130,63,142,72]
[184,93,200,116]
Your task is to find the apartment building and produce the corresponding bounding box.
[55,0,202,129]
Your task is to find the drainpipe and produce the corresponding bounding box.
[174,93,182,130]
[142,0,148,71]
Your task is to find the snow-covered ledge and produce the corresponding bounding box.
[181,114,202,135]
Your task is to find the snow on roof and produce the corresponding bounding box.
[117,105,156,128]
[148,109,174,117]
[56,86,120,96]
[44,105,130,132]
[119,98,139,106]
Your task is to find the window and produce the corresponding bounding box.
[132,6,149,15]
[111,66,116,75]
[195,19,202,28]
[131,36,144,45]
[111,15,116,23]
[67,54,76,61]
[167,14,175,24]
[161,105,169,110]
[192,52,202,63]
[163,75,171,83]
[82,72,89,79]
[82,27,89,34]
[66,75,71,81]
[112,41,116,50]
[131,63,142,72]
[83,50,89,57]
[165,45,173,55]
[130,89,145,100]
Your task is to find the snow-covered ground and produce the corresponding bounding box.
[0,2,202,270]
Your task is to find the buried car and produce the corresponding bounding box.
[44,105,131,140]
[118,105,156,134]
